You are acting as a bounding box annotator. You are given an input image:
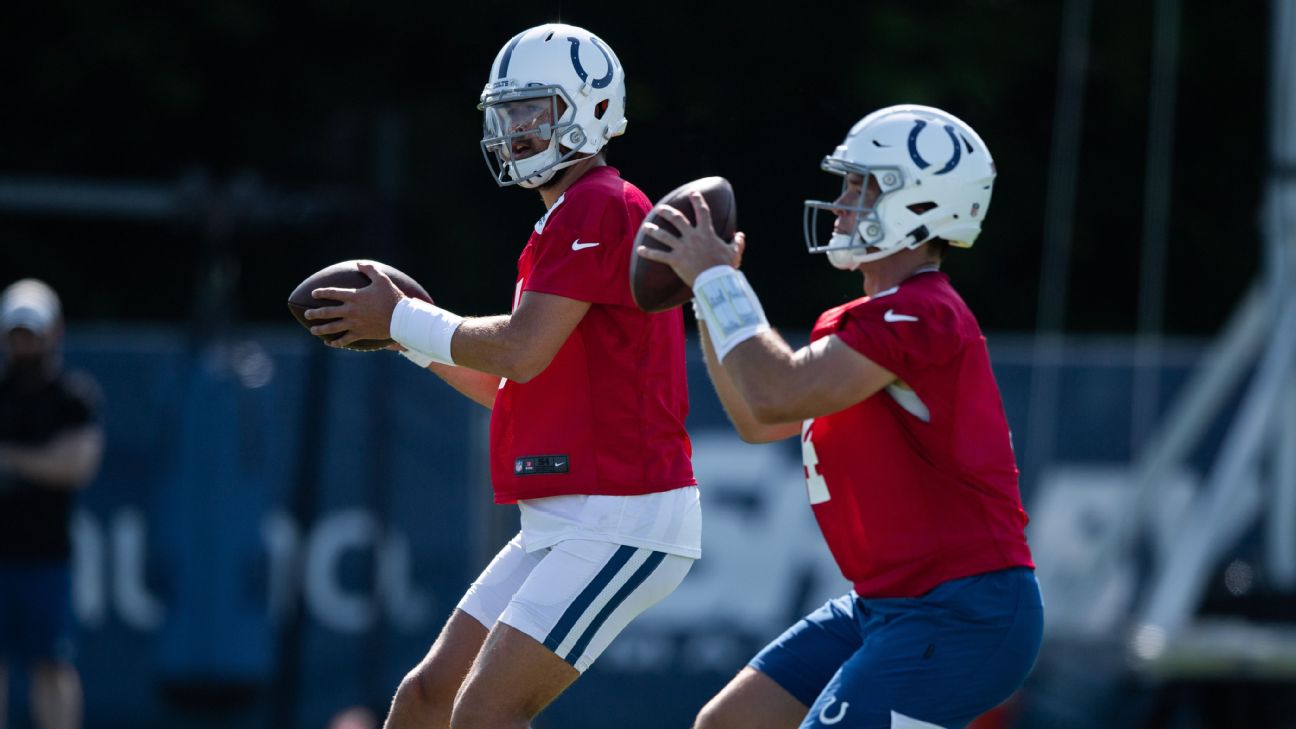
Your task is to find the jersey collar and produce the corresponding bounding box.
[871,265,941,299]
[533,167,621,235]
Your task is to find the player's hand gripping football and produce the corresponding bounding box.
[304,262,407,348]
[638,192,746,287]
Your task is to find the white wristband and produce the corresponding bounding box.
[692,265,770,361]
[398,347,435,368]
[390,297,463,366]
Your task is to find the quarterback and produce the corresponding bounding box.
[306,23,698,729]
[640,105,1042,729]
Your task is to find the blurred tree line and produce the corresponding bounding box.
[0,0,1268,335]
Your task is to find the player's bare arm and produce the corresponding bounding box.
[446,292,590,383]
[0,424,104,488]
[697,319,799,443]
[305,261,589,384]
[293,263,499,407]
[725,332,896,424]
[422,361,501,409]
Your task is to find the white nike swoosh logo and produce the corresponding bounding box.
[884,309,919,323]
[571,240,600,250]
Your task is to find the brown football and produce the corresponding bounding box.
[630,176,737,313]
[287,260,433,351]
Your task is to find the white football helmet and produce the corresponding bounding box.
[479,23,628,188]
[803,105,995,270]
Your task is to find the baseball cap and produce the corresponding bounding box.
[0,279,62,335]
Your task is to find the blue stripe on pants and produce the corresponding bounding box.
[561,550,668,665]
[542,544,637,652]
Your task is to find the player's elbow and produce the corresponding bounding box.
[747,392,798,425]
[499,363,533,383]
[498,351,552,384]
[504,368,535,384]
[725,402,801,443]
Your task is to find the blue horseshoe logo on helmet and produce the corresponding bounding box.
[907,120,962,175]
[568,37,614,89]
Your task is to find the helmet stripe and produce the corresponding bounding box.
[497,31,526,79]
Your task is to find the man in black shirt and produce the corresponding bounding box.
[0,279,102,729]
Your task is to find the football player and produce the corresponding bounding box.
[639,105,1042,729]
[304,23,700,729]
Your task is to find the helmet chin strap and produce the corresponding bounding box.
[510,148,560,188]
[825,232,904,270]
[515,168,556,189]
[510,141,587,189]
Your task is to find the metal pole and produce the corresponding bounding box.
[1265,0,1296,590]
[1131,0,1181,453]
[0,176,182,219]
[1266,0,1296,292]
[1270,378,1296,589]
[1025,0,1093,485]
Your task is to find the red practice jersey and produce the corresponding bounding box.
[803,270,1033,598]
[490,167,696,503]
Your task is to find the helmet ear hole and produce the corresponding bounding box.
[594,99,609,120]
[907,202,937,214]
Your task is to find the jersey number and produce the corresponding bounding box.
[802,419,831,505]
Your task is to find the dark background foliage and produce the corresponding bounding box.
[0,0,1268,335]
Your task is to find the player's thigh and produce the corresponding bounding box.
[451,621,578,728]
[800,569,1044,729]
[453,539,693,724]
[695,666,808,729]
[500,539,693,673]
[455,532,544,630]
[744,593,864,710]
[404,533,540,699]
